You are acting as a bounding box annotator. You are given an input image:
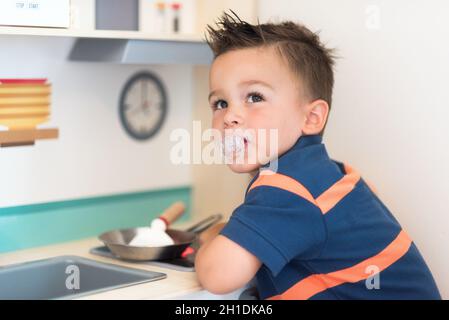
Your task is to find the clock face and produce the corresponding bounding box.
[119,72,168,140]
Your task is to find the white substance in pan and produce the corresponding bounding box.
[128,218,174,247]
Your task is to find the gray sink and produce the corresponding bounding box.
[0,255,166,300]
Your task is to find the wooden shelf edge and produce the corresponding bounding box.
[0,128,59,147]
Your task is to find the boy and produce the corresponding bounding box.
[195,12,441,300]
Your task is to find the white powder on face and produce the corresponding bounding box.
[223,134,245,156]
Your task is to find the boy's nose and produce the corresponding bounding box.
[223,106,244,128]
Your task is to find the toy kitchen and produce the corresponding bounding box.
[0,0,257,300]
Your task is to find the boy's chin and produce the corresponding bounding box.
[227,162,261,174]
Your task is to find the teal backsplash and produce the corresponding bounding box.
[0,186,191,253]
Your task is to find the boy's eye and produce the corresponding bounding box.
[211,92,264,110]
[212,100,228,110]
[247,92,265,103]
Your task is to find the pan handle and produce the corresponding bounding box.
[185,213,223,234]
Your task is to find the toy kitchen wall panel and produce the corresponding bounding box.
[0,35,193,208]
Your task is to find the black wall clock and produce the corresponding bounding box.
[119,71,168,141]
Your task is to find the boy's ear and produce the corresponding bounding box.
[302,99,330,135]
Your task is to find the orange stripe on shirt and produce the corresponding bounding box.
[267,230,412,300]
[248,170,316,206]
[315,164,361,214]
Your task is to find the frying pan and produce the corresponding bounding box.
[99,213,223,261]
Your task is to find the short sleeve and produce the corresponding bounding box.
[219,185,326,277]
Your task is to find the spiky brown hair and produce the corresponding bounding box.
[205,11,337,133]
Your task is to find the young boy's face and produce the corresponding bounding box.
[209,46,308,173]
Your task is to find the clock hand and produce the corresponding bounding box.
[141,81,144,108]
[142,80,149,110]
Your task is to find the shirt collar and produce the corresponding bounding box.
[260,134,323,169]
[289,134,323,151]
[247,134,325,195]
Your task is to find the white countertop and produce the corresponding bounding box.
[0,234,246,300]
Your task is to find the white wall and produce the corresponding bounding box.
[259,0,449,298]
[0,35,192,208]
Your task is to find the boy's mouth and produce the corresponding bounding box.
[222,132,251,157]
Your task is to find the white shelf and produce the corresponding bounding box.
[0,25,204,42]
[0,26,212,65]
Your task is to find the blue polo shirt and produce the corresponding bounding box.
[219,135,441,299]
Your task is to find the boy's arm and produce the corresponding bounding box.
[195,223,262,294]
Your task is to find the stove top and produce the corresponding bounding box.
[89,245,195,272]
